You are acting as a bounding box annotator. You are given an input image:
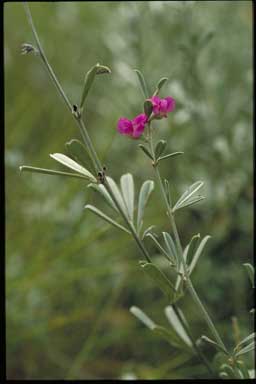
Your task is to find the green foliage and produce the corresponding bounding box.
[5,1,253,380]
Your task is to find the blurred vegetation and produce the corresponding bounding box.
[5,1,253,380]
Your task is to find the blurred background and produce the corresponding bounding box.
[5,1,253,380]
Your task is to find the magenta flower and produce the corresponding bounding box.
[149,96,176,118]
[117,113,148,139]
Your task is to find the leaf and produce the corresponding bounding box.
[220,364,237,379]
[142,225,156,240]
[158,152,184,162]
[235,332,255,351]
[138,144,154,160]
[130,307,188,349]
[155,140,167,159]
[134,69,149,98]
[80,63,111,109]
[189,235,211,275]
[87,184,118,212]
[153,325,190,350]
[19,166,88,180]
[235,361,250,379]
[174,196,205,212]
[50,153,96,182]
[120,173,135,221]
[235,341,255,357]
[84,204,130,234]
[184,234,201,266]
[162,232,179,267]
[243,263,255,288]
[145,232,173,263]
[140,262,177,302]
[200,335,228,355]
[137,180,154,233]
[130,306,155,330]
[105,176,129,218]
[144,99,153,118]
[153,77,168,96]
[65,139,94,172]
[172,181,204,212]
[165,306,192,347]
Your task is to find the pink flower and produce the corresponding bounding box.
[149,96,176,118]
[117,113,148,139]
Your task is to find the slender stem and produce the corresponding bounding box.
[149,129,228,354]
[24,2,226,372]
[172,304,215,376]
[23,2,151,264]
[23,2,73,113]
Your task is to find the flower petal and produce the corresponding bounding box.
[117,117,133,135]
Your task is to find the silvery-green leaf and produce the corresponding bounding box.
[142,225,156,240]
[153,325,190,350]
[165,306,192,347]
[146,232,173,263]
[120,173,134,221]
[80,63,111,109]
[200,335,228,355]
[134,69,149,98]
[184,234,201,265]
[236,361,250,379]
[162,232,179,267]
[189,235,211,275]
[235,332,255,351]
[220,364,237,379]
[153,77,168,96]
[19,166,88,180]
[137,180,154,233]
[173,181,204,211]
[50,153,96,182]
[243,263,255,288]
[219,372,228,379]
[88,184,118,212]
[155,140,167,159]
[106,176,129,218]
[248,369,255,379]
[158,152,184,163]
[140,262,176,302]
[130,307,187,349]
[130,306,155,330]
[138,144,154,160]
[173,195,205,212]
[65,139,94,172]
[235,341,255,357]
[84,204,130,234]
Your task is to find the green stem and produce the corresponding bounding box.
[23,2,151,264]
[172,304,215,376]
[149,129,228,354]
